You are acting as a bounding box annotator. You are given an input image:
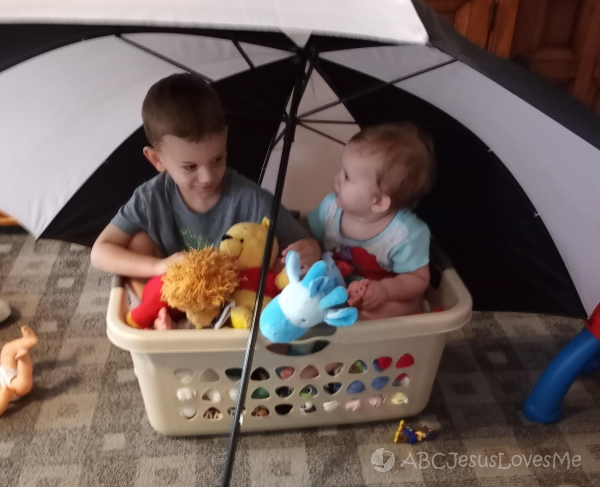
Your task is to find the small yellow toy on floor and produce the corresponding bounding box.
[0,326,38,416]
[220,218,289,329]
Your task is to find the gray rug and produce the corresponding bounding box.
[1,232,599,487]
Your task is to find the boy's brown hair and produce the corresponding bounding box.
[349,122,435,209]
[142,73,227,148]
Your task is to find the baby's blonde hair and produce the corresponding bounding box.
[349,122,435,209]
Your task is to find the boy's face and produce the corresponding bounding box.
[145,131,228,199]
[334,142,383,217]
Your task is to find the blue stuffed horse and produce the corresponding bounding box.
[259,251,358,343]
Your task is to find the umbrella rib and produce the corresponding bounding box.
[298,122,346,146]
[298,58,457,118]
[299,49,319,102]
[118,34,214,83]
[232,39,290,119]
[300,119,357,124]
[117,34,282,117]
[258,127,288,185]
[232,39,256,69]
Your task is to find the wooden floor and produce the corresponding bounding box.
[0,211,18,226]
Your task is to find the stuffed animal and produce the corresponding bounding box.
[219,218,288,329]
[125,247,238,329]
[259,251,358,343]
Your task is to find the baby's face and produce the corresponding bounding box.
[334,143,381,217]
[154,131,228,199]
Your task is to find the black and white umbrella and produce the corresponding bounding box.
[3,1,599,319]
[2,1,599,320]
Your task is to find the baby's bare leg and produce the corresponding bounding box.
[0,326,38,370]
[9,350,33,397]
[0,386,13,415]
[127,232,162,300]
[358,298,423,321]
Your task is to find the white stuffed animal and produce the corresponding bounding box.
[0,299,10,323]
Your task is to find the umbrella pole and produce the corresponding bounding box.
[220,50,308,487]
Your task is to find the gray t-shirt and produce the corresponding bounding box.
[111,168,307,257]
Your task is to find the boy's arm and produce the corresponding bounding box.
[90,223,179,278]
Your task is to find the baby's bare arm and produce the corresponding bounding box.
[90,223,166,278]
[380,265,430,302]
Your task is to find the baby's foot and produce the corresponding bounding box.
[14,348,29,361]
[20,326,39,348]
[347,279,370,307]
[154,308,174,331]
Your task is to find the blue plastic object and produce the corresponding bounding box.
[346,380,365,394]
[523,327,600,423]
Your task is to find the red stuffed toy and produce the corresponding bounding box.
[125,276,184,329]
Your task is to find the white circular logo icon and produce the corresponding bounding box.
[371,448,395,472]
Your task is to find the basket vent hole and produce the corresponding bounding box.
[266,340,331,356]
[369,395,386,408]
[393,374,410,387]
[323,400,339,412]
[298,385,318,398]
[300,365,319,379]
[173,368,194,384]
[396,354,415,368]
[373,357,392,372]
[199,368,220,383]
[325,362,344,376]
[201,388,221,402]
[391,392,409,405]
[251,387,270,400]
[349,360,367,374]
[203,407,222,420]
[275,404,293,416]
[323,382,342,395]
[345,399,361,411]
[275,366,295,380]
[371,376,389,391]
[346,380,365,394]
[179,407,197,419]
[250,367,270,381]
[225,368,242,381]
[227,406,246,416]
[300,402,317,414]
[275,386,294,398]
[227,388,239,401]
[251,406,270,417]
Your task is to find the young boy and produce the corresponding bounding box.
[91,73,320,328]
[304,123,434,321]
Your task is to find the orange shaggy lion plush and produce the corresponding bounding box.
[125,247,238,330]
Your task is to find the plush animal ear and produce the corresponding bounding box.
[324,307,358,327]
[301,261,326,288]
[285,251,301,283]
[319,287,349,309]
[307,276,336,298]
[261,217,270,229]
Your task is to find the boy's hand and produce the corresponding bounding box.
[360,280,389,310]
[154,252,185,276]
[281,238,321,273]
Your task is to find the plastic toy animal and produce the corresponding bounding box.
[259,251,358,343]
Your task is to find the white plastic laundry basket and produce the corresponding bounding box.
[106,252,472,436]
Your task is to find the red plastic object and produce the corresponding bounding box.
[396,354,415,368]
[585,302,600,340]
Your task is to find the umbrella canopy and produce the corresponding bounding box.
[1,0,599,320]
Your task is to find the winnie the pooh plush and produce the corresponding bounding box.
[220,218,288,329]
